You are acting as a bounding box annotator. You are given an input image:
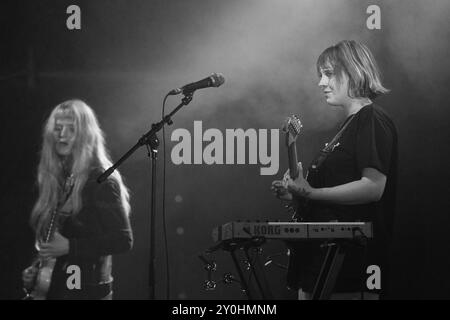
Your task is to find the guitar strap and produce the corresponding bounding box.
[56,174,75,225]
[292,115,356,222]
[61,174,75,206]
[38,175,75,244]
[306,114,356,179]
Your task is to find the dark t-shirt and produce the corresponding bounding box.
[287,103,398,293]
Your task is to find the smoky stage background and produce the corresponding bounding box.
[1,0,449,299]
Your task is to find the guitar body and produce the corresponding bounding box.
[30,257,57,300]
[290,194,311,221]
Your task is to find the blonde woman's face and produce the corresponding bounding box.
[318,65,350,106]
[53,116,76,157]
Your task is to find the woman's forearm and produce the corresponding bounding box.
[308,177,383,205]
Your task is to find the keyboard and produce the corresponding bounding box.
[212,221,373,242]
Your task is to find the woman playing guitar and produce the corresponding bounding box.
[271,40,398,300]
[22,100,133,299]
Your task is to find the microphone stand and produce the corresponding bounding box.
[97,92,194,300]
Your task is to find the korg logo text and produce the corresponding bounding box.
[253,225,281,236]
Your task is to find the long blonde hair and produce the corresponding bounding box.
[30,99,130,240]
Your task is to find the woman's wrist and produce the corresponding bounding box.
[308,187,322,201]
[291,186,317,200]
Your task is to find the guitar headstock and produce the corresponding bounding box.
[282,115,302,146]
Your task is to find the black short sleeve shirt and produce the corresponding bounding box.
[307,104,398,238]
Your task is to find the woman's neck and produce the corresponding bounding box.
[342,97,372,117]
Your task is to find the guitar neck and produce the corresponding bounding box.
[288,143,299,179]
[44,209,59,243]
[43,175,74,242]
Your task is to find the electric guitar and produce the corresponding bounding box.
[281,115,307,221]
[25,175,74,300]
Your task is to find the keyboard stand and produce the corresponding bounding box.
[224,242,254,299]
[220,237,273,300]
[311,242,345,300]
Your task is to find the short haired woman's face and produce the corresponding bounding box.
[53,115,76,157]
[318,65,350,107]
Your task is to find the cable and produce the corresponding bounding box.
[162,93,170,299]
[353,226,370,300]
[360,239,370,300]
[245,250,256,294]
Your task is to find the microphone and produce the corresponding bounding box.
[168,73,225,95]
